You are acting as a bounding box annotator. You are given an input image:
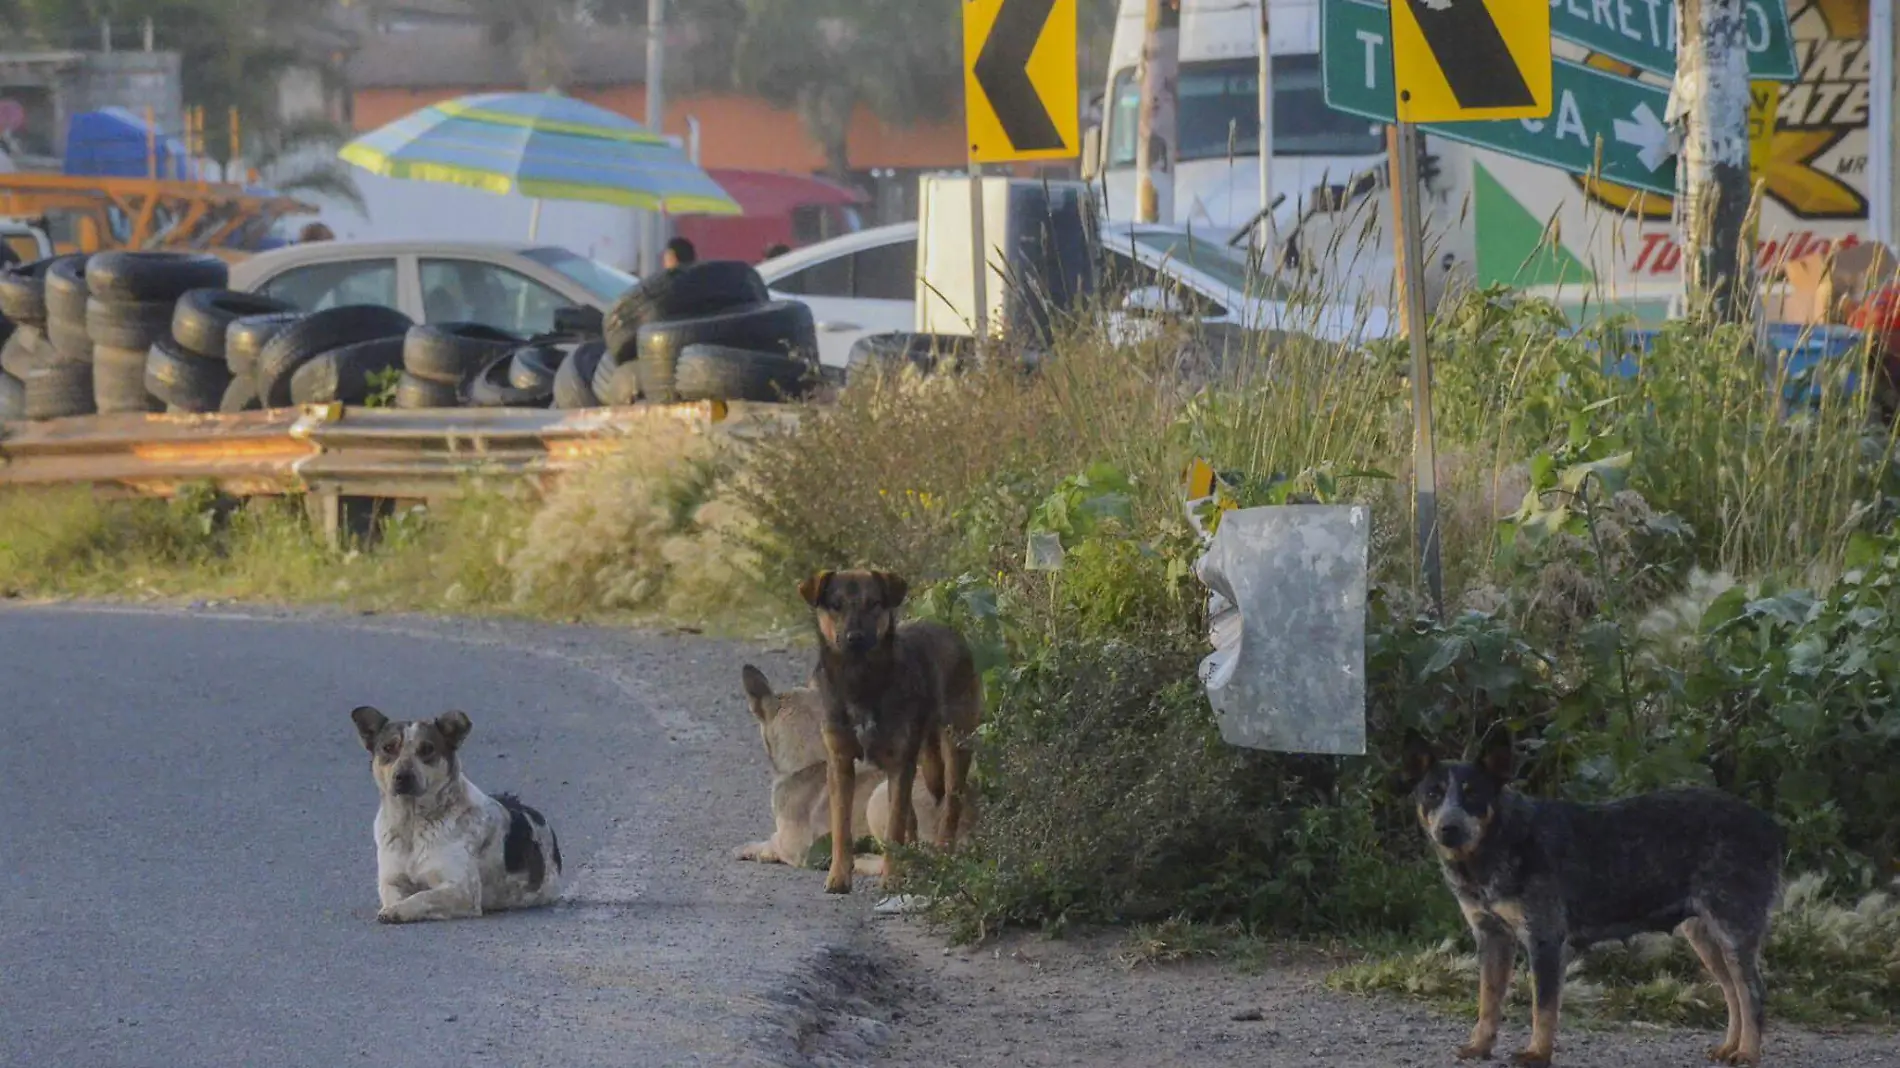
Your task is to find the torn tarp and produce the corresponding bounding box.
[1195,504,1370,755]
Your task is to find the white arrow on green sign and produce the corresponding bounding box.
[1550,0,1796,81]
[1323,0,1678,195]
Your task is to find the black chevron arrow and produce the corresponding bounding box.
[973,0,1064,152]
[1403,0,1534,111]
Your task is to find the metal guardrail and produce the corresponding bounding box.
[0,401,795,499]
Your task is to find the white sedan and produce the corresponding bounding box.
[758,220,1394,369]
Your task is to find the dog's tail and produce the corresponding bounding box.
[741,664,774,700]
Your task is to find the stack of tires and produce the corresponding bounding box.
[585,261,819,408]
[0,255,100,420]
[257,305,414,407]
[169,290,298,412]
[0,257,69,421]
[396,323,519,409]
[78,251,224,413]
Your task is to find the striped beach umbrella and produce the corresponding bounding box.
[339,91,739,235]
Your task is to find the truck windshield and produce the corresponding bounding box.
[1106,56,1383,165]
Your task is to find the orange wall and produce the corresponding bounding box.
[352,85,967,173]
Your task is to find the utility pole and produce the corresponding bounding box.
[1674,0,1754,322]
[645,0,666,275]
[1257,0,1273,248]
[1133,0,1179,224]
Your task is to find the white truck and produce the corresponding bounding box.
[1081,0,1890,323]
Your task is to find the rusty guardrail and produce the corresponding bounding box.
[0,401,797,499]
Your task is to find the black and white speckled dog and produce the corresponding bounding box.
[350,706,563,923]
[1402,727,1784,1068]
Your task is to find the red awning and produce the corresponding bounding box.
[706,169,866,217]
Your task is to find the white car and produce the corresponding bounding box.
[758,220,1393,368]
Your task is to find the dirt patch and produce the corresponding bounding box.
[867,920,1899,1067]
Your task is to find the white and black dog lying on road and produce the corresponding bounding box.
[350,706,563,923]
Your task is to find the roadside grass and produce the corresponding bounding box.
[0,421,791,635]
[1326,875,1900,1029]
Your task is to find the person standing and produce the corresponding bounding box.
[662,237,696,270]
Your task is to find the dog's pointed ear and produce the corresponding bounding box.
[741,664,775,721]
[1477,724,1516,783]
[873,570,908,607]
[798,570,834,607]
[1400,728,1436,787]
[435,711,473,752]
[351,706,389,751]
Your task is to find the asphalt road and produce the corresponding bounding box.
[0,605,883,1068]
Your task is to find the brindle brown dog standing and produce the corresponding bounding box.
[800,569,982,894]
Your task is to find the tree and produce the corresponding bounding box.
[730,0,961,178]
[6,0,364,208]
[1676,0,1754,323]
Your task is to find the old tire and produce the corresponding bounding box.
[145,337,232,412]
[394,372,461,409]
[674,344,815,403]
[596,359,641,405]
[552,340,606,409]
[23,360,96,419]
[1,324,52,379]
[219,374,259,413]
[288,336,405,405]
[43,254,90,325]
[466,350,553,408]
[635,301,817,402]
[225,312,303,378]
[0,372,23,420]
[93,344,159,413]
[507,342,565,391]
[256,304,413,407]
[603,261,768,352]
[85,250,228,303]
[0,257,53,326]
[174,289,297,361]
[402,322,521,386]
[86,297,175,351]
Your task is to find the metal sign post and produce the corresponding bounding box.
[1392,120,1442,616]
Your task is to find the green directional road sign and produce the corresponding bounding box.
[1323,0,1677,196]
[1550,0,1796,81]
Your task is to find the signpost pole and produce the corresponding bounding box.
[969,163,990,365]
[1394,120,1442,617]
[1257,0,1273,249]
[645,0,666,276]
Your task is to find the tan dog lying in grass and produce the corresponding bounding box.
[736,664,965,872]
